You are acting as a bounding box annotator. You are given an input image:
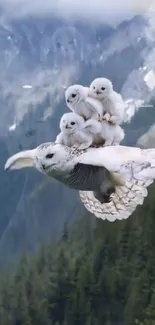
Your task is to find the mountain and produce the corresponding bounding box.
[1,9,155,265]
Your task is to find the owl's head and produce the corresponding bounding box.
[89,77,113,100]
[4,142,71,175]
[59,112,85,134]
[65,84,88,107]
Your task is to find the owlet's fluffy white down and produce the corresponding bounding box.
[55,112,125,149]
[89,77,125,125]
[65,84,104,121]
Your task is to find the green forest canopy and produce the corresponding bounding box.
[1,185,155,325]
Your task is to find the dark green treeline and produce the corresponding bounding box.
[1,186,155,325]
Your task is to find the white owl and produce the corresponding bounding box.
[101,120,125,146]
[55,112,104,150]
[65,84,104,121]
[55,112,124,149]
[89,77,125,125]
[5,143,155,222]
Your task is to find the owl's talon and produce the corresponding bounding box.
[109,116,117,124]
[72,143,80,149]
[102,113,111,122]
[108,120,115,125]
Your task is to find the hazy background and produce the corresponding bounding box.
[0,0,150,24]
[0,0,155,266]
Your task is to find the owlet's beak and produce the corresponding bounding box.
[66,124,71,129]
[96,90,102,95]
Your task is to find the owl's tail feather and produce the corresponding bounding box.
[79,179,149,222]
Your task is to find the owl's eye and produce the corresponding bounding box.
[101,87,105,91]
[72,93,76,98]
[46,153,54,159]
[93,86,95,89]
[70,122,75,125]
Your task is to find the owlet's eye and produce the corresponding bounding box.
[46,153,54,159]
[72,93,76,98]
[101,87,105,91]
[70,121,75,125]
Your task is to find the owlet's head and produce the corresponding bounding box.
[59,112,85,134]
[89,77,113,100]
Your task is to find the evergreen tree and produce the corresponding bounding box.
[1,186,155,324]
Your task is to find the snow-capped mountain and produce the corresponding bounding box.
[1,9,155,265]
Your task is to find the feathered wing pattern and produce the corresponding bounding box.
[78,147,155,221]
[79,180,149,222]
[4,150,36,170]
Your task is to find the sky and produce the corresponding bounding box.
[0,0,153,26]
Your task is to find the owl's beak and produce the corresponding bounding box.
[41,163,46,170]
[66,124,72,129]
[96,90,102,95]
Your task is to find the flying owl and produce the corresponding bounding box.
[5,143,155,222]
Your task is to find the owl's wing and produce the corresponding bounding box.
[83,119,101,134]
[76,145,155,221]
[109,92,125,124]
[4,149,36,170]
[55,132,64,145]
[85,97,104,117]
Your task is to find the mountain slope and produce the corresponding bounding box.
[1,184,155,324]
[1,11,155,264]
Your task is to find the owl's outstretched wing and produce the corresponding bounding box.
[76,145,155,221]
[79,179,150,222]
[4,150,36,170]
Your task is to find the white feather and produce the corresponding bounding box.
[89,77,125,125]
[76,145,147,172]
[79,180,146,222]
[4,150,36,170]
[56,112,105,149]
[5,143,155,222]
[56,112,124,149]
[78,145,155,220]
[65,84,104,121]
[100,121,125,146]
